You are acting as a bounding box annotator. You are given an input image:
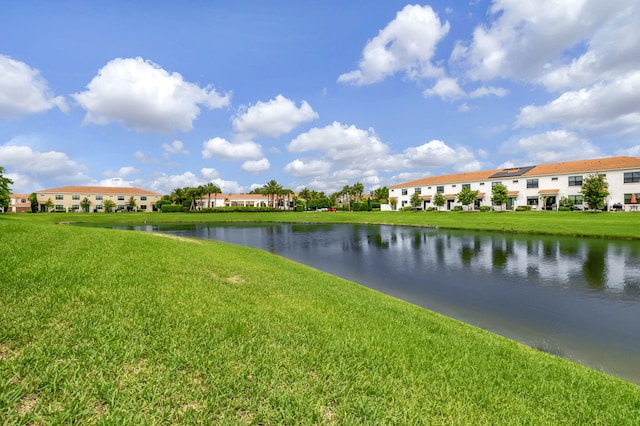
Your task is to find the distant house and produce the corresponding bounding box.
[35,186,162,212]
[8,194,31,213]
[389,156,640,211]
[199,193,295,209]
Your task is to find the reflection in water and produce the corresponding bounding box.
[116,222,640,383]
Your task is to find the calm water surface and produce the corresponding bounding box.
[120,223,640,384]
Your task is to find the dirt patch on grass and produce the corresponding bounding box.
[150,233,202,244]
[16,394,38,416]
[0,343,11,360]
[226,275,245,284]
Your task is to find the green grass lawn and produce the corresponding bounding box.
[1,213,640,423]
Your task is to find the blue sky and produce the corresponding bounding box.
[1,1,639,195]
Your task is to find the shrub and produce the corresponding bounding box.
[558,206,571,211]
[353,203,372,211]
[479,206,491,212]
[426,207,435,212]
[453,205,463,211]
[515,205,532,211]
[161,204,186,212]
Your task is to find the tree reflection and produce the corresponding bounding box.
[583,244,606,288]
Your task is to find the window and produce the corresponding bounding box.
[568,195,583,204]
[96,195,103,201]
[118,204,126,210]
[140,204,147,210]
[624,193,640,204]
[414,188,421,194]
[512,180,518,184]
[551,177,558,181]
[140,196,147,201]
[527,197,539,205]
[72,204,80,211]
[427,186,432,190]
[436,186,444,193]
[624,172,640,183]
[479,182,485,186]
[96,205,103,210]
[452,184,456,188]
[568,176,583,186]
[526,179,539,189]
[491,181,502,187]
[55,194,64,200]
[117,195,125,201]
[401,189,408,195]
[72,194,80,200]
[462,184,471,189]
[55,204,64,211]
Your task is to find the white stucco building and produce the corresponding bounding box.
[389,156,640,211]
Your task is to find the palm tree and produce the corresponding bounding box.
[171,187,186,206]
[352,182,365,203]
[262,180,282,208]
[299,187,311,211]
[204,182,221,208]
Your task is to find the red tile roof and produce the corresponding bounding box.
[391,156,640,188]
[37,186,161,196]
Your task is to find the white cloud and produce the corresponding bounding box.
[289,121,392,165]
[200,167,219,180]
[96,177,134,187]
[232,95,318,138]
[162,140,189,158]
[505,130,602,164]
[211,178,245,194]
[103,166,139,178]
[469,86,508,98]
[338,4,449,85]
[452,1,618,81]
[147,171,203,194]
[4,172,41,194]
[73,57,230,133]
[515,71,640,135]
[201,137,263,161]
[458,103,470,112]
[616,145,640,157]
[284,159,331,178]
[403,139,475,168]
[241,158,270,173]
[423,78,466,101]
[0,54,67,117]
[0,144,87,182]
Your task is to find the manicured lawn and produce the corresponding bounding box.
[1,213,640,423]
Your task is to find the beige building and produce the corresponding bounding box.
[8,194,32,213]
[36,186,162,212]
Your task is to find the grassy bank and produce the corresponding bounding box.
[1,214,640,423]
[21,209,640,240]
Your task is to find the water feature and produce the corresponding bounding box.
[116,222,640,383]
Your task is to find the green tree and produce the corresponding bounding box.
[410,191,422,209]
[581,174,609,211]
[491,184,508,211]
[127,196,137,211]
[298,187,311,211]
[103,199,116,213]
[204,182,221,208]
[155,195,172,211]
[45,198,54,212]
[0,166,13,212]
[81,197,92,213]
[457,187,479,212]
[29,192,39,213]
[262,180,282,208]
[371,186,389,203]
[433,192,446,211]
[352,182,365,203]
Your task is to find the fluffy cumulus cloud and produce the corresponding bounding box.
[241,158,270,173]
[338,5,449,85]
[423,78,465,101]
[200,167,219,180]
[162,140,189,158]
[232,95,318,138]
[95,177,135,187]
[147,171,203,194]
[211,178,244,194]
[284,159,331,178]
[504,130,602,164]
[201,137,263,161]
[73,57,230,133]
[403,139,477,169]
[451,0,631,83]
[0,54,67,117]
[516,71,640,135]
[0,144,88,184]
[103,166,139,178]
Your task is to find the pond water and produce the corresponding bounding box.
[116,222,640,384]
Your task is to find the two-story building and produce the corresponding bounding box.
[35,186,162,212]
[389,156,640,211]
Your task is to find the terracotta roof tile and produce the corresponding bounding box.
[38,186,161,196]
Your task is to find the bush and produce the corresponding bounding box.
[453,205,463,211]
[353,203,372,211]
[479,205,491,212]
[426,207,435,212]
[515,205,532,211]
[558,206,571,211]
[161,204,186,212]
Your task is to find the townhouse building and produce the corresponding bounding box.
[389,156,640,211]
[35,186,162,212]
[7,194,31,213]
